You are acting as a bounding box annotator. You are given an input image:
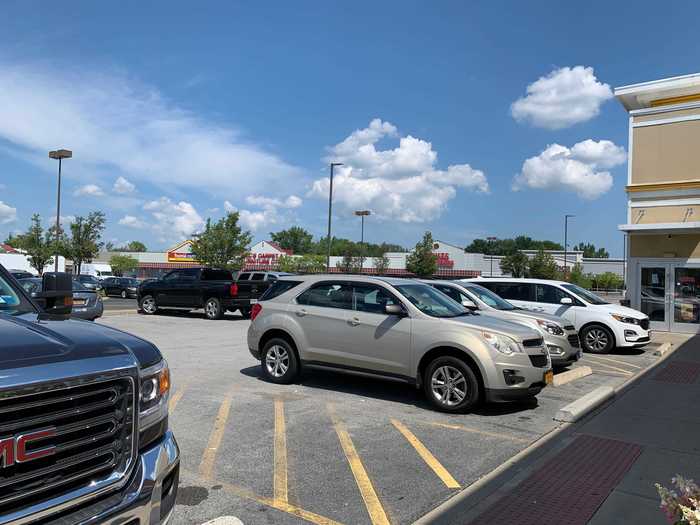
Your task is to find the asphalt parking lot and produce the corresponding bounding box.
[99,312,668,525]
[102,296,138,311]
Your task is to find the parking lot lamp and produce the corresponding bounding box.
[486,236,497,276]
[354,210,371,272]
[564,214,575,276]
[49,149,72,272]
[326,162,343,271]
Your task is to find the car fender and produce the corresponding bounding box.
[418,328,494,382]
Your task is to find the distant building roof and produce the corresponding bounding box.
[0,243,18,254]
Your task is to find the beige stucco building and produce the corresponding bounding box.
[617,73,700,332]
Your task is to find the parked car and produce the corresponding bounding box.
[8,269,34,280]
[467,278,650,354]
[422,280,581,367]
[237,271,294,282]
[80,262,114,279]
[19,276,104,320]
[76,273,103,292]
[103,276,140,298]
[0,264,179,523]
[247,275,552,413]
[138,267,274,319]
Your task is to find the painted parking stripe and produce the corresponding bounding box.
[391,419,460,489]
[327,404,390,525]
[273,399,288,505]
[428,421,530,443]
[199,386,235,480]
[169,386,187,413]
[584,359,634,376]
[585,354,643,370]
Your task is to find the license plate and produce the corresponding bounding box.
[544,370,554,385]
[73,299,86,306]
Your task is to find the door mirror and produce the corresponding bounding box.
[461,299,478,310]
[560,297,573,305]
[35,272,73,315]
[385,303,406,316]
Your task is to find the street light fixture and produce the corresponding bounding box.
[49,149,72,272]
[486,236,497,276]
[354,210,371,272]
[564,214,575,276]
[326,162,343,271]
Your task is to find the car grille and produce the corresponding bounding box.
[522,337,544,348]
[567,334,580,348]
[640,318,650,330]
[528,354,549,367]
[564,325,575,331]
[0,378,136,518]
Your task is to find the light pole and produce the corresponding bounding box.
[354,210,371,272]
[49,149,72,272]
[487,236,497,276]
[326,162,343,271]
[564,214,575,276]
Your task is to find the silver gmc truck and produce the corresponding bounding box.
[0,264,179,524]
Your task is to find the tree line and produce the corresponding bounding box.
[465,236,609,258]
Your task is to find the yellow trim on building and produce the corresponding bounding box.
[626,180,700,193]
[650,93,700,107]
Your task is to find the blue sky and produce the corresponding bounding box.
[1,1,700,256]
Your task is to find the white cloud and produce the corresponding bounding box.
[73,184,104,197]
[223,194,302,231]
[244,194,302,209]
[113,176,136,194]
[0,201,17,224]
[118,215,146,228]
[0,62,301,198]
[511,66,613,129]
[513,139,626,199]
[143,197,204,240]
[223,200,236,213]
[309,119,488,222]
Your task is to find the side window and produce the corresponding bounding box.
[352,284,399,314]
[163,271,181,282]
[536,284,572,305]
[434,285,462,304]
[180,269,199,281]
[252,273,266,281]
[297,283,353,310]
[238,273,251,281]
[490,282,534,301]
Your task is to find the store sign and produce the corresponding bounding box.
[167,240,197,262]
[434,252,454,269]
[246,253,281,265]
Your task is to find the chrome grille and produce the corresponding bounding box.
[0,377,135,517]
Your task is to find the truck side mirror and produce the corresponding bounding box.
[36,272,73,316]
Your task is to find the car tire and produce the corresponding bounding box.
[204,297,224,320]
[140,295,158,315]
[240,307,251,319]
[581,324,614,354]
[423,356,480,413]
[120,290,127,299]
[260,338,299,384]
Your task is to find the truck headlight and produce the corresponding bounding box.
[482,331,523,355]
[536,319,564,336]
[611,314,641,325]
[138,360,170,450]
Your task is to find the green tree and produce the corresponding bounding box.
[296,254,326,273]
[270,227,314,254]
[110,254,139,276]
[65,212,106,275]
[14,214,55,275]
[573,242,609,258]
[568,263,592,288]
[500,251,529,277]
[3,233,21,248]
[277,254,298,273]
[373,253,390,275]
[528,249,560,279]
[406,232,438,277]
[336,247,363,273]
[190,212,252,270]
[465,236,564,256]
[114,240,147,252]
[592,272,623,290]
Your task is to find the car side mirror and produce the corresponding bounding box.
[36,272,73,315]
[560,297,573,305]
[461,299,478,310]
[385,304,407,316]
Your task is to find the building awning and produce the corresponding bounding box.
[138,262,202,269]
[619,222,700,233]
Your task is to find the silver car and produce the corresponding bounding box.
[247,275,552,413]
[19,277,104,320]
[424,280,581,367]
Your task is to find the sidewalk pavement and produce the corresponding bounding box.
[421,333,700,525]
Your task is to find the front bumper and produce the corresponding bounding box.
[613,323,651,347]
[486,349,551,402]
[545,330,581,366]
[43,431,180,525]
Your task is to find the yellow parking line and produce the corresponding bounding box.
[274,399,289,505]
[585,359,634,376]
[199,387,235,480]
[327,404,390,525]
[428,422,530,444]
[391,419,460,489]
[169,387,186,413]
[586,354,642,370]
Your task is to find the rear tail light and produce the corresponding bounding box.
[251,303,262,321]
[230,283,239,297]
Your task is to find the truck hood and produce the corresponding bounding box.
[445,313,542,341]
[0,312,162,371]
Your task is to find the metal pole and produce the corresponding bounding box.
[54,158,62,272]
[564,216,567,276]
[622,233,627,296]
[326,164,334,271]
[360,214,365,273]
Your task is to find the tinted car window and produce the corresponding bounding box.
[395,283,468,318]
[482,282,534,301]
[72,280,89,291]
[180,268,200,281]
[162,271,180,282]
[536,284,570,304]
[0,274,33,315]
[297,283,353,310]
[352,284,399,314]
[202,269,233,281]
[260,280,303,301]
[20,279,41,294]
[252,273,266,281]
[238,273,251,281]
[433,284,464,304]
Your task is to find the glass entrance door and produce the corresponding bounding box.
[671,266,700,333]
[640,265,670,331]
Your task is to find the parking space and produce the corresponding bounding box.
[99,314,669,525]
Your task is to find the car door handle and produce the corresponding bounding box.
[297,309,307,317]
[348,317,361,326]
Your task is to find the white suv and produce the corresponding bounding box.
[466,278,650,354]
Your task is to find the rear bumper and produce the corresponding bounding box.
[37,431,180,525]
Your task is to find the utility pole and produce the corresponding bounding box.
[564,214,575,276]
[49,149,72,272]
[486,236,497,276]
[326,162,343,271]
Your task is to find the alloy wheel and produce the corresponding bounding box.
[266,345,289,378]
[205,300,219,318]
[430,365,467,406]
[142,297,156,313]
[585,328,608,352]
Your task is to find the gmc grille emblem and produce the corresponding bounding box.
[0,428,57,468]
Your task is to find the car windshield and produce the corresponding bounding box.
[395,283,470,318]
[126,278,139,286]
[562,283,609,305]
[72,280,89,291]
[20,279,41,294]
[0,274,35,315]
[463,284,516,310]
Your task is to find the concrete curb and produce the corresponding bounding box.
[653,342,672,357]
[554,386,614,423]
[553,366,592,386]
